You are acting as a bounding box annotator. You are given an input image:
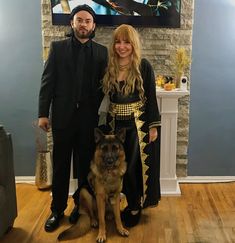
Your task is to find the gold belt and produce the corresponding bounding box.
[109,101,143,120]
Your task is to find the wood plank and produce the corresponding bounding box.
[1,183,235,242]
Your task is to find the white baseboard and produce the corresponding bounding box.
[15,176,35,184]
[15,176,77,195]
[178,176,235,183]
[15,176,235,196]
[16,176,235,184]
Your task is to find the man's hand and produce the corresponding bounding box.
[38,117,50,132]
[149,127,158,143]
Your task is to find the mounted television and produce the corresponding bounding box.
[51,0,181,28]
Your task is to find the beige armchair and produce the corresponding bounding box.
[0,125,17,237]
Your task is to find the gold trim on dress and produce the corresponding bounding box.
[109,101,143,120]
[149,121,161,128]
[134,110,149,206]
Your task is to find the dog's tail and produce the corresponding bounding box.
[57,214,90,241]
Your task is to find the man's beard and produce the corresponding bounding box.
[74,28,94,39]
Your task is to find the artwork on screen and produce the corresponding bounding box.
[51,0,181,28]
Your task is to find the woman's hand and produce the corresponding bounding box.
[149,127,158,143]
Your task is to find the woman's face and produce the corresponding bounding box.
[114,38,133,61]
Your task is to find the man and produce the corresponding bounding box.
[38,4,108,232]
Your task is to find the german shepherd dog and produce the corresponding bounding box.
[58,128,129,242]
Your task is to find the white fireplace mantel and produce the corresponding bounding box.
[157,88,189,195]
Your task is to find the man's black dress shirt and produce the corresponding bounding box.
[72,37,93,103]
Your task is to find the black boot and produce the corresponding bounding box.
[69,205,80,224]
[44,212,64,232]
[121,207,141,227]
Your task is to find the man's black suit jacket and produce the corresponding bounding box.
[38,37,108,129]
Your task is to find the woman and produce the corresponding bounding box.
[99,24,161,227]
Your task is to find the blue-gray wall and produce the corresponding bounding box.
[0,1,43,175]
[188,0,235,175]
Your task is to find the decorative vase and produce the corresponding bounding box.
[35,151,52,190]
[174,71,184,88]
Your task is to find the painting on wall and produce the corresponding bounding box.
[50,0,181,28]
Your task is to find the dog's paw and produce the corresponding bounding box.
[96,232,106,243]
[91,218,98,228]
[117,227,129,237]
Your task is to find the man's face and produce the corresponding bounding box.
[71,10,95,41]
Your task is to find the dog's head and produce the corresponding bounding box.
[94,128,126,169]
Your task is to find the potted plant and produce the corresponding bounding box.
[173,47,191,88]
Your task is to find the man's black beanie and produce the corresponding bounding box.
[70,4,96,22]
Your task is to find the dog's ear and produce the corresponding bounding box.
[116,128,126,143]
[94,128,104,143]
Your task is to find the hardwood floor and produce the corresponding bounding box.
[1,182,235,243]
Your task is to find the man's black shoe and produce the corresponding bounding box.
[69,205,80,224]
[44,212,64,232]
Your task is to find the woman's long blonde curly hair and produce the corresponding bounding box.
[102,24,145,101]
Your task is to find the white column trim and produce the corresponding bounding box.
[157,88,189,196]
